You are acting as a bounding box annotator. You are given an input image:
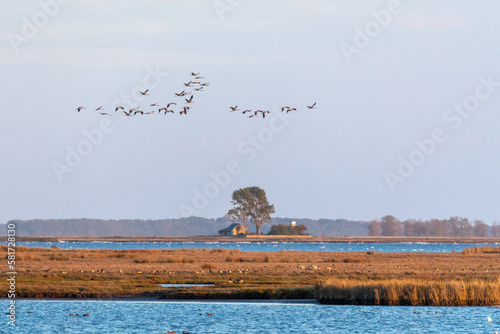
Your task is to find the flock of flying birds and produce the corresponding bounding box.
[229,102,316,119]
[75,72,317,119]
[75,72,209,117]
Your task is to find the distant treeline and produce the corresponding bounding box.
[368,215,500,237]
[4,217,368,237]
[6,216,498,237]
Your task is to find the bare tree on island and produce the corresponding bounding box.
[226,186,275,234]
[368,219,380,236]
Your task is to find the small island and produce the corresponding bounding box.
[219,186,310,239]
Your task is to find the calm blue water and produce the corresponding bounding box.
[15,241,499,253]
[3,300,499,333]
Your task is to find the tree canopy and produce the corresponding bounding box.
[226,186,275,234]
[368,216,499,237]
[268,224,307,235]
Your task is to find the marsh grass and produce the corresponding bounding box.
[7,246,500,301]
[201,263,216,270]
[49,254,70,261]
[316,278,500,306]
[342,257,368,263]
[462,246,500,254]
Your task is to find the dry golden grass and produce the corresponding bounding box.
[316,278,500,306]
[462,246,500,254]
[1,246,499,302]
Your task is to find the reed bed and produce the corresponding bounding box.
[461,246,500,254]
[316,278,500,306]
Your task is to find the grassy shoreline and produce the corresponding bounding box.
[3,245,500,305]
[7,236,500,243]
[316,278,500,306]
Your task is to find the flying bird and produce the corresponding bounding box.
[185,95,194,103]
[140,89,149,96]
[76,106,85,112]
[230,106,238,112]
[286,108,297,113]
[99,112,111,116]
[150,103,159,107]
[95,106,104,111]
[242,109,252,114]
[115,106,124,112]
[191,72,200,76]
[134,110,144,115]
[307,102,317,109]
[175,90,187,97]
[184,81,193,87]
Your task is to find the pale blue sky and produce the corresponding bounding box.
[1,1,500,224]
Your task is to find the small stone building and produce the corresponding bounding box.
[223,223,247,236]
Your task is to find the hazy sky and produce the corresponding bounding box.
[1,1,500,224]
